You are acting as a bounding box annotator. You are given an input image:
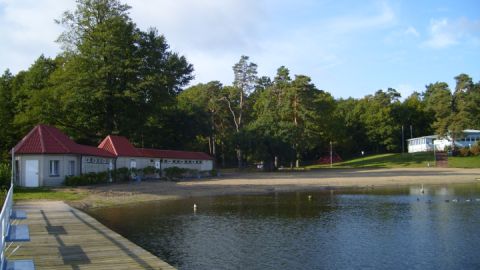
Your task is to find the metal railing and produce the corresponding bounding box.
[0,183,14,268]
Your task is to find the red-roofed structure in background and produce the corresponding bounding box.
[98,135,142,157]
[137,148,214,160]
[13,125,114,158]
[13,125,214,187]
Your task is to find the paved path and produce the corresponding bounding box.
[8,201,175,270]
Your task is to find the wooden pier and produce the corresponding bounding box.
[7,201,175,270]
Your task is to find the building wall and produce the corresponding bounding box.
[117,157,213,172]
[16,154,213,187]
[81,156,113,174]
[116,157,152,170]
[16,154,80,187]
[407,138,435,153]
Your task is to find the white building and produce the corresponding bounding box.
[408,129,480,153]
[13,125,214,187]
[407,135,437,153]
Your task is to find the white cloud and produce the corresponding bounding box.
[125,0,266,54]
[423,17,480,49]
[0,0,73,73]
[324,1,395,34]
[404,26,419,37]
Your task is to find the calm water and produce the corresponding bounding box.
[89,183,480,270]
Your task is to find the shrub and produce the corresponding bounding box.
[470,143,480,156]
[142,166,157,175]
[0,164,10,189]
[113,167,130,182]
[164,166,189,179]
[458,147,470,157]
[65,171,109,186]
[210,169,218,177]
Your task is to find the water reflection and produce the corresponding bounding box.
[89,183,480,270]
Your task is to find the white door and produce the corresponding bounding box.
[25,160,39,187]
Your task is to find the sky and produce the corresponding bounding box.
[0,0,479,99]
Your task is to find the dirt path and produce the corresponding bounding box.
[70,168,480,209]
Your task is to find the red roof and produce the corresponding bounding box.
[98,135,213,160]
[138,148,214,160]
[13,125,115,158]
[98,135,143,157]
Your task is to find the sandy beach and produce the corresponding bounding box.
[69,167,480,209]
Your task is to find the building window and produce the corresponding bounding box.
[50,160,60,176]
[68,160,75,176]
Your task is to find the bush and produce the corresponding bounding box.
[65,171,109,186]
[0,164,10,189]
[459,147,470,157]
[164,167,190,179]
[142,166,157,175]
[113,167,130,182]
[470,143,480,156]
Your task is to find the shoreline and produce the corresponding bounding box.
[66,167,480,210]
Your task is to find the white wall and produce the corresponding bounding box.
[81,156,112,174]
[16,154,80,186]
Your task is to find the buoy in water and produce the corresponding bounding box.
[193,203,197,210]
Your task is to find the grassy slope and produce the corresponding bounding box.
[448,156,480,168]
[308,152,480,169]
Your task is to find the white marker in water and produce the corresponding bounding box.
[193,203,197,210]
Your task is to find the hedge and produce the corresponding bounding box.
[65,171,109,186]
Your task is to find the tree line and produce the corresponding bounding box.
[1,0,479,169]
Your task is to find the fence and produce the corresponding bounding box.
[0,184,14,268]
[0,148,34,269]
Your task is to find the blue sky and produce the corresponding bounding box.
[0,0,479,98]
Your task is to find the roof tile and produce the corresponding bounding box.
[13,125,115,158]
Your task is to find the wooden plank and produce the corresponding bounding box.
[9,201,176,270]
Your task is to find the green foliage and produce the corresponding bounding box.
[0,163,11,189]
[163,166,192,179]
[470,143,480,156]
[458,147,471,157]
[113,167,131,182]
[210,169,218,177]
[448,156,480,168]
[307,152,435,168]
[142,166,157,175]
[65,171,109,186]
[0,0,478,170]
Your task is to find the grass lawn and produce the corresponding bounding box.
[13,187,88,201]
[307,152,480,169]
[448,156,480,168]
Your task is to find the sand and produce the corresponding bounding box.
[69,167,480,209]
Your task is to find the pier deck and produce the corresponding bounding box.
[7,201,175,270]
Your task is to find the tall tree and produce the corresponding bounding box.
[0,70,16,161]
[53,0,192,144]
[224,55,257,168]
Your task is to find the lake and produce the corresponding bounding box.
[89,183,480,270]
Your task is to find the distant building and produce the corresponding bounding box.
[407,129,480,153]
[12,125,213,187]
[407,135,437,153]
